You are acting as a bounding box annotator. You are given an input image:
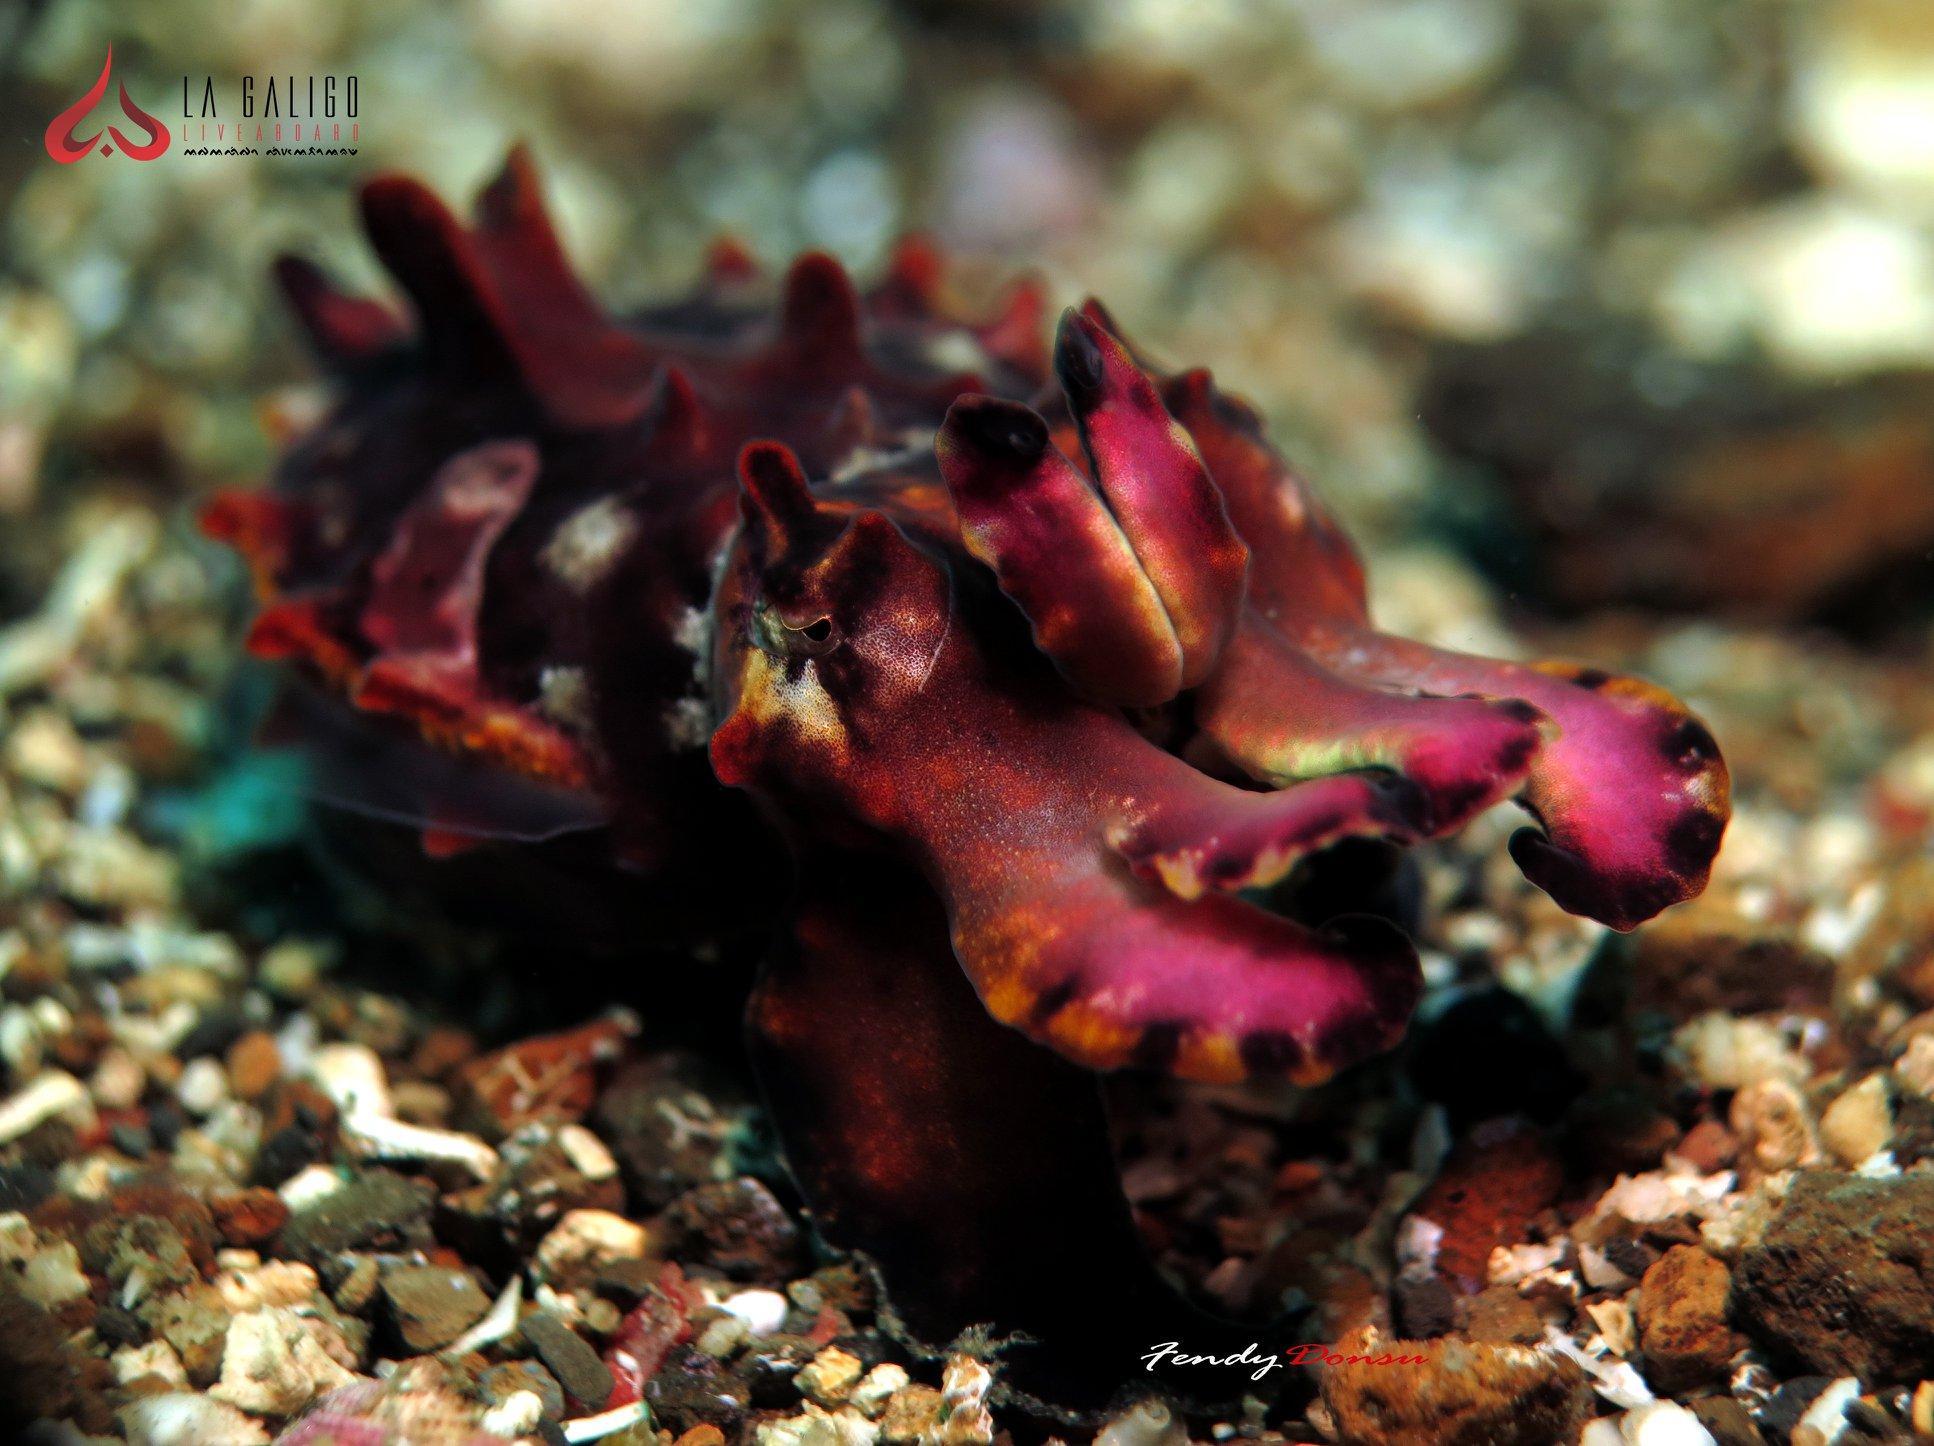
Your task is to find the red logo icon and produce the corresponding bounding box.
[44,46,171,164]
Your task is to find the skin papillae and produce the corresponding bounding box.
[205,150,1731,1416]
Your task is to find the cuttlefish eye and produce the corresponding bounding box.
[790,614,839,653]
[752,601,842,658]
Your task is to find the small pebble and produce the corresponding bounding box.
[534,1207,650,1286]
[1636,1245,1740,1392]
[224,1030,282,1101]
[112,1340,188,1387]
[0,1069,93,1142]
[1096,1400,1186,1446]
[722,1287,789,1336]
[20,1238,90,1307]
[122,1392,270,1446]
[852,1363,909,1418]
[111,1121,154,1158]
[1730,1079,1822,1174]
[482,1388,545,1437]
[1792,1376,1861,1446]
[696,1311,748,1357]
[308,1041,393,1119]
[381,1264,492,1352]
[521,1309,614,1407]
[175,1056,230,1116]
[880,1384,944,1444]
[557,1122,620,1181]
[208,1187,290,1247]
[1616,1402,1718,1444]
[207,1306,358,1415]
[259,941,327,1001]
[339,1111,498,1180]
[482,1357,566,1417]
[333,1254,381,1314]
[89,1046,145,1109]
[1895,1036,1934,1100]
[277,1163,346,1210]
[798,1344,865,1405]
[1819,1074,1892,1166]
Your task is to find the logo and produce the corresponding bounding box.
[44,45,171,164]
[178,70,360,157]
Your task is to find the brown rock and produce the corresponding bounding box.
[520,1310,613,1408]
[253,1078,340,1185]
[880,1383,944,1443]
[333,1255,381,1315]
[1460,1286,1545,1345]
[138,1285,229,1385]
[660,1178,802,1281]
[591,1256,660,1309]
[1636,1245,1740,1391]
[208,1188,289,1248]
[48,1015,110,1077]
[224,1031,282,1101]
[102,1215,199,1293]
[380,1265,491,1353]
[1318,1327,1589,1446]
[1673,1119,1739,1173]
[260,1077,338,1138]
[34,1180,219,1278]
[1629,928,1833,1021]
[481,1358,565,1418]
[644,1346,747,1436]
[591,1053,747,1212]
[1401,1119,1565,1292]
[1733,1170,1934,1383]
[1691,1396,1766,1446]
[276,1169,434,1263]
[800,1261,873,1317]
[454,1012,636,1138]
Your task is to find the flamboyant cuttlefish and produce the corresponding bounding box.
[204,149,1730,1415]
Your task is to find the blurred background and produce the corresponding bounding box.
[5,0,1933,642]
